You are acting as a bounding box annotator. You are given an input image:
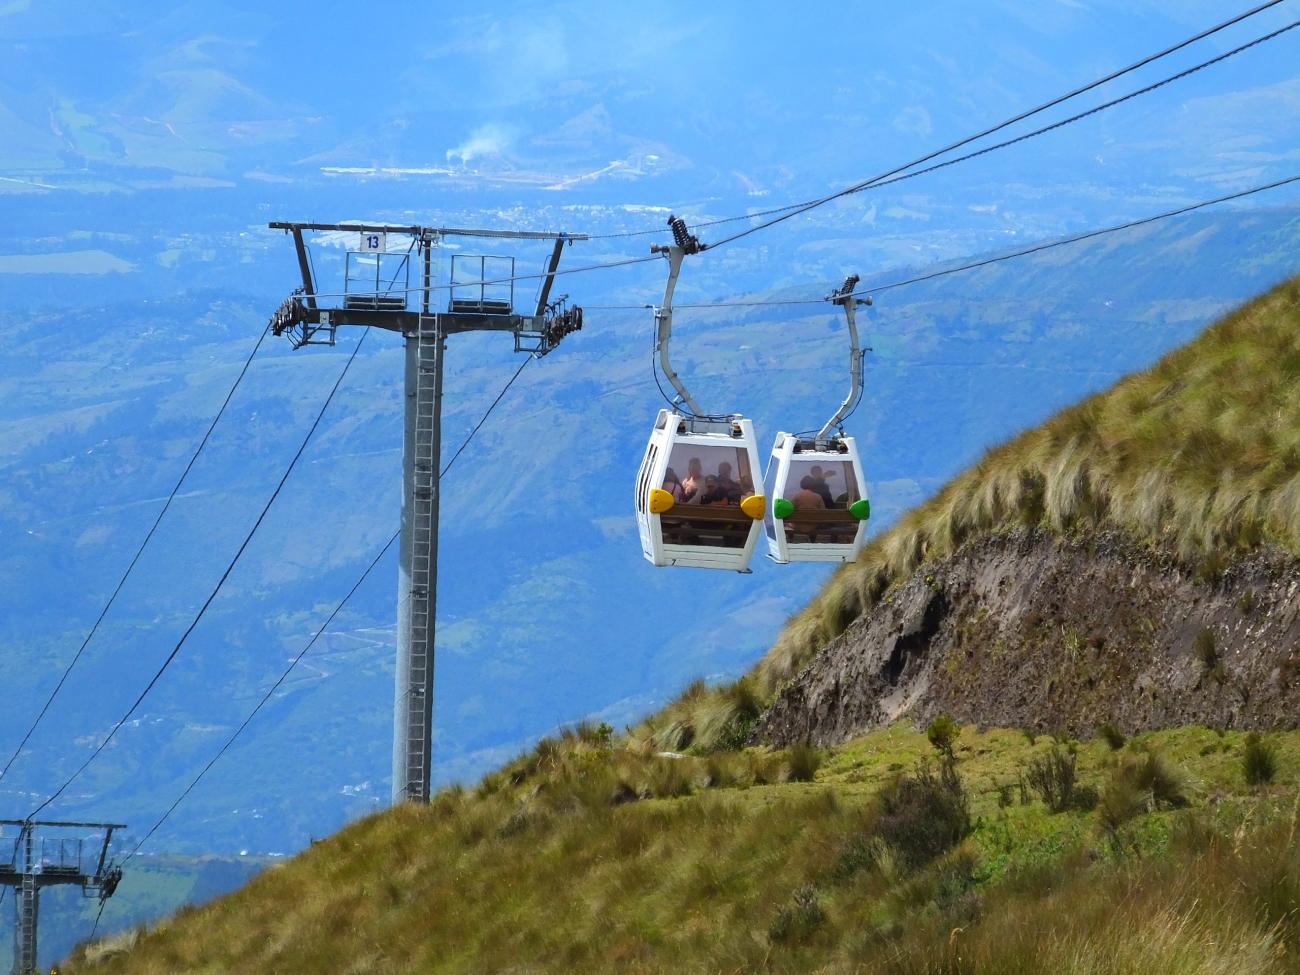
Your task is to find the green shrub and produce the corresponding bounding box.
[783,744,822,783]
[1099,750,1189,838]
[768,884,825,944]
[1194,628,1218,671]
[1243,731,1278,786]
[713,714,756,752]
[926,714,961,759]
[872,760,972,869]
[1026,746,1085,813]
[1097,722,1126,750]
[1071,783,1099,811]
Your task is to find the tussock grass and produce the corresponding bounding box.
[1098,749,1190,841]
[873,811,1300,975]
[1097,721,1126,750]
[1244,731,1279,786]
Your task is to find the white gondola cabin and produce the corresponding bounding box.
[762,273,873,564]
[636,410,766,570]
[763,433,869,563]
[634,222,767,571]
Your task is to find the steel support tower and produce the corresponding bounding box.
[1,819,124,975]
[267,222,585,802]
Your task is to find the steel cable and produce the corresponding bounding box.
[28,330,371,819]
[0,324,271,787]
[87,350,535,937]
[580,0,1291,244]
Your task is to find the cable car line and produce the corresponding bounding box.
[0,323,272,789]
[439,356,532,476]
[701,7,1299,252]
[119,530,398,867]
[27,330,371,820]
[845,171,1300,300]
[788,18,1300,215]
[273,3,1296,312]
[598,170,1300,318]
[583,0,1292,245]
[279,4,1293,317]
[89,894,109,942]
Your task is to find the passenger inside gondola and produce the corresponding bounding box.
[663,467,686,502]
[682,457,706,502]
[793,476,825,510]
[778,459,862,544]
[700,474,724,504]
[808,465,837,508]
[658,444,760,547]
[716,461,737,496]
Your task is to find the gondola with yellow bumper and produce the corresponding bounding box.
[634,218,765,570]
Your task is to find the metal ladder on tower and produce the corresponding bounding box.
[404,312,441,800]
[16,827,37,975]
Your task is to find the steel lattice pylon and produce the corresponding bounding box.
[267,222,585,803]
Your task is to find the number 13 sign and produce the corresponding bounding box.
[360,232,387,253]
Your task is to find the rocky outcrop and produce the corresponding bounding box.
[754,528,1300,747]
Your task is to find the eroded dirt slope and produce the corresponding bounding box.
[755,528,1300,746]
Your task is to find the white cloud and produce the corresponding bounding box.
[893,105,932,137]
[0,249,135,274]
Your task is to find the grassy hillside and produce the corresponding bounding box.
[642,273,1300,752]
[68,724,1300,973]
